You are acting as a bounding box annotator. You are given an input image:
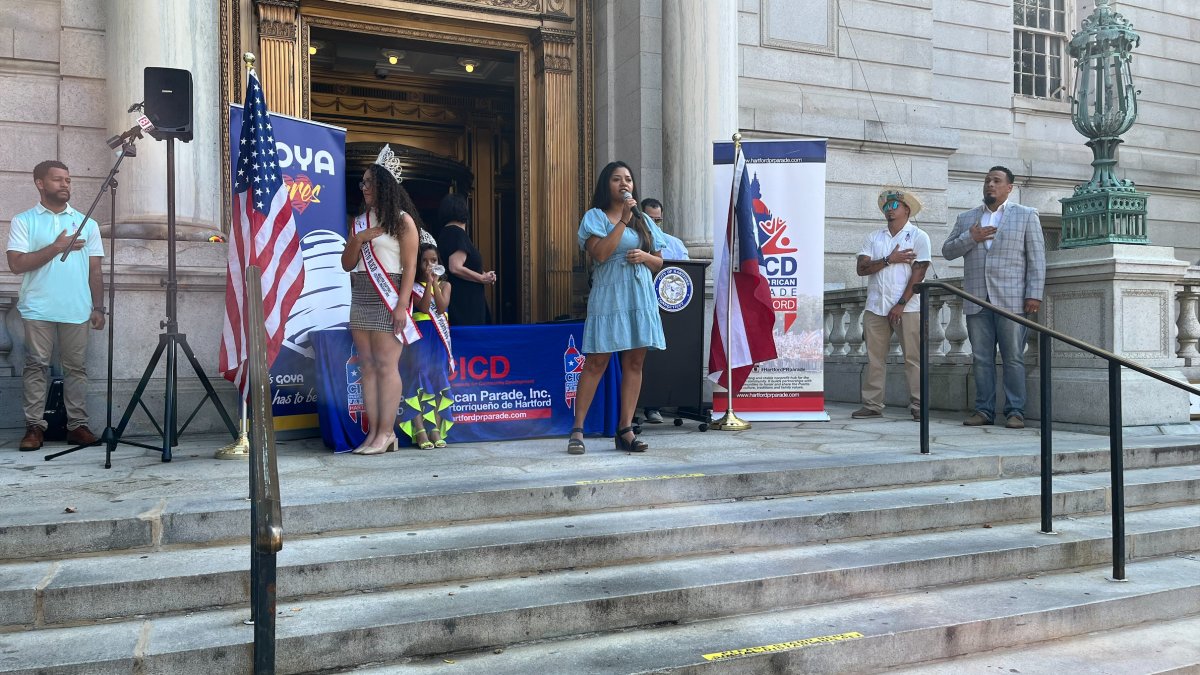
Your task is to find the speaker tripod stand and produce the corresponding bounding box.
[117,137,237,461]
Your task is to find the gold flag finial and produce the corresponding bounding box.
[243,52,256,68]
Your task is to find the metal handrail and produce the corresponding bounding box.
[915,280,1200,582]
[245,266,283,673]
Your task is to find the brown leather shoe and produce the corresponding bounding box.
[1005,415,1026,429]
[19,425,44,451]
[962,412,993,426]
[851,407,882,419]
[67,426,99,445]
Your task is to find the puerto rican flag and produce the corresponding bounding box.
[219,69,305,395]
[708,147,778,393]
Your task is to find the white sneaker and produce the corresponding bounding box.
[644,409,664,424]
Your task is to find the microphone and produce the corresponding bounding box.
[106,115,156,151]
[621,191,644,224]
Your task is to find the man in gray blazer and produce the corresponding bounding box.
[942,166,1046,429]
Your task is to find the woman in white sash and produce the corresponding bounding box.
[340,145,420,455]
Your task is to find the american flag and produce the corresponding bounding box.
[219,70,305,393]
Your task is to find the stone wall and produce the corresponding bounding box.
[0,0,111,257]
[0,1,237,436]
[728,0,1200,289]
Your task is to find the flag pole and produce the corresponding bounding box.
[711,132,751,432]
[215,51,258,461]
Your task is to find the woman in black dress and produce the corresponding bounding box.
[435,193,495,325]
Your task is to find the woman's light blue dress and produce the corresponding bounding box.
[578,209,669,354]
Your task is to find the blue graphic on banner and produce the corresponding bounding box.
[229,105,347,427]
[311,324,621,451]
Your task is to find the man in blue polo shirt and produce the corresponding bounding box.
[6,160,105,450]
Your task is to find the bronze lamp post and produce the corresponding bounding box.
[1060,0,1147,247]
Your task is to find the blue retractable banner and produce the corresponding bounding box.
[229,105,347,432]
[312,324,621,451]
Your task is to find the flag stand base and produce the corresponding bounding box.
[710,410,752,431]
[216,400,250,460]
[215,429,250,459]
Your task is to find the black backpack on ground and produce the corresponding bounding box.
[42,377,68,441]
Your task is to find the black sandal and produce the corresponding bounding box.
[567,427,586,455]
[615,426,647,453]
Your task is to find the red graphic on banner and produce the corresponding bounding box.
[282,174,323,215]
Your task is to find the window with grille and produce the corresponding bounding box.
[1013,0,1068,100]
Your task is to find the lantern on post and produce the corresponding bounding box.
[1059,0,1147,248]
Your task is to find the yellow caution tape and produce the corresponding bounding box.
[702,631,864,661]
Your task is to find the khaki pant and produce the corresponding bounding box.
[23,319,91,430]
[861,311,921,412]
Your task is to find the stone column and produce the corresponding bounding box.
[1037,245,1192,426]
[661,0,737,260]
[104,0,222,238]
[537,28,579,321]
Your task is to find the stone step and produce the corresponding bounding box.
[4,440,1199,561]
[0,506,1197,674]
[4,464,1199,628]
[341,555,1200,675]
[883,613,1200,674]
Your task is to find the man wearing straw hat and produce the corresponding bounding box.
[851,188,931,421]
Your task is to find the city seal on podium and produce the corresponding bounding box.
[654,266,692,312]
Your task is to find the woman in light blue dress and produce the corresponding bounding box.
[568,161,668,455]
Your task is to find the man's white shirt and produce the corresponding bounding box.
[858,221,932,316]
[981,201,1006,250]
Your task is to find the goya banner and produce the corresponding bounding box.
[311,324,621,451]
[229,105,347,432]
[711,139,828,421]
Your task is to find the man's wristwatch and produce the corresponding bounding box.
[92,306,107,315]
[896,297,908,306]
[880,257,890,266]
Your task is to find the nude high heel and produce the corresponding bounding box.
[361,434,397,455]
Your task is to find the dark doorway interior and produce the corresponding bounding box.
[310,28,519,323]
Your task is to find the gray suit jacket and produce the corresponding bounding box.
[941,202,1046,315]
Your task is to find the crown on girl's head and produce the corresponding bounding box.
[374,144,404,183]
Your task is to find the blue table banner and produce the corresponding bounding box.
[312,323,621,451]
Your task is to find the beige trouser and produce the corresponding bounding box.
[23,319,91,430]
[861,311,921,412]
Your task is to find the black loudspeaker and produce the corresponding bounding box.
[144,67,193,142]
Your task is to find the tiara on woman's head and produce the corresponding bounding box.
[374,144,404,183]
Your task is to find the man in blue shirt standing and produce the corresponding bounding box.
[6,161,105,450]
[639,198,687,424]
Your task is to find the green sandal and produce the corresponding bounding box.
[413,428,435,450]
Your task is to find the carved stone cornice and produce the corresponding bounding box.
[391,0,545,18]
[536,28,574,74]
[536,27,576,45]
[256,0,298,40]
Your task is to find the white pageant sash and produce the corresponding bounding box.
[412,282,455,373]
[354,212,421,344]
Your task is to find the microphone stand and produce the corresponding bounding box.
[58,127,143,262]
[45,140,140,465]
